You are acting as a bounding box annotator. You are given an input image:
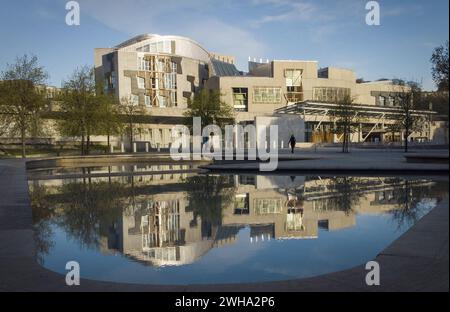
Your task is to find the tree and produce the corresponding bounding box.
[96,87,122,152]
[183,89,234,130]
[58,66,102,155]
[331,95,361,153]
[431,41,449,91]
[0,55,49,157]
[392,82,422,153]
[119,95,145,152]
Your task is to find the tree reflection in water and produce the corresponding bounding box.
[28,171,448,267]
[30,179,127,262]
[183,174,236,237]
[388,179,446,229]
[320,177,365,215]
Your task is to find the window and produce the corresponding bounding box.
[132,94,139,105]
[137,40,172,54]
[165,73,177,89]
[254,198,283,215]
[145,95,151,106]
[379,96,386,106]
[170,92,177,107]
[151,78,158,89]
[234,194,250,215]
[232,88,248,111]
[137,77,145,89]
[285,69,302,87]
[313,87,351,103]
[138,57,150,71]
[158,95,167,107]
[253,87,281,104]
[387,96,395,106]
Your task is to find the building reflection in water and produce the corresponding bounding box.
[28,166,448,267]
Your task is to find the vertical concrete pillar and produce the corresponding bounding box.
[145,142,149,153]
[110,144,114,154]
[133,142,137,153]
[120,142,125,153]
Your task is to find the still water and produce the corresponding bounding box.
[28,164,448,284]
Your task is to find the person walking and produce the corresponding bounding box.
[288,134,296,154]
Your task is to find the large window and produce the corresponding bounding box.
[234,194,250,215]
[285,69,302,87]
[254,198,283,215]
[253,87,281,104]
[145,95,151,106]
[232,88,248,111]
[136,40,172,54]
[165,73,177,89]
[137,77,145,89]
[313,87,351,103]
[138,57,150,71]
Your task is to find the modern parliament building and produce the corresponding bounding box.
[94,33,445,150]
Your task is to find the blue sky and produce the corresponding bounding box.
[0,0,448,90]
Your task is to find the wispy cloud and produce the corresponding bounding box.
[249,1,320,28]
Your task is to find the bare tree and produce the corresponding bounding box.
[0,55,49,157]
[331,95,361,153]
[393,82,422,153]
[119,95,145,152]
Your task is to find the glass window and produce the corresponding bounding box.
[170,92,177,107]
[253,87,281,104]
[313,87,351,103]
[285,69,302,87]
[137,77,145,89]
[145,95,151,106]
[232,87,248,111]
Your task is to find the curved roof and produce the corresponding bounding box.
[115,33,211,63]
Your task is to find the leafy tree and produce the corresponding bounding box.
[96,88,122,152]
[183,89,235,130]
[0,55,49,157]
[431,41,449,91]
[58,66,105,155]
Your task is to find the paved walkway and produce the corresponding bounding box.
[0,158,448,291]
[205,148,449,172]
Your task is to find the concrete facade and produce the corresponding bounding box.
[89,33,444,149]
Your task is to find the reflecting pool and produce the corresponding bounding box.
[28,165,449,284]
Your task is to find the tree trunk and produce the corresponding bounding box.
[404,128,409,153]
[86,134,90,155]
[107,132,111,154]
[81,134,85,155]
[130,122,134,152]
[21,127,26,158]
